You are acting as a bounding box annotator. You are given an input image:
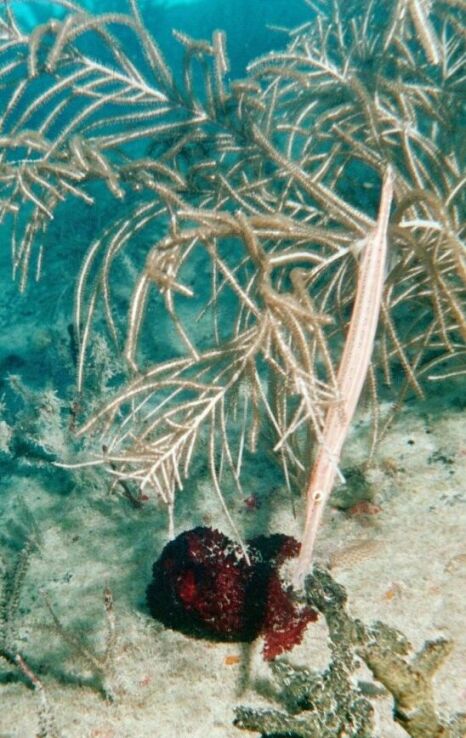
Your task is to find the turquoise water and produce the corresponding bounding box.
[10,0,307,74]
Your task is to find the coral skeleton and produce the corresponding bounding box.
[235,568,466,738]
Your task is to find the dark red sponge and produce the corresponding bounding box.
[146,526,317,660]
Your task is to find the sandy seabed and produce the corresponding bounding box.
[0,387,465,738]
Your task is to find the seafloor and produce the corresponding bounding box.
[0,227,465,736]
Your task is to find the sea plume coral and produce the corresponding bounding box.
[1,0,464,579]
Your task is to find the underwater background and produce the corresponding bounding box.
[1,1,465,736]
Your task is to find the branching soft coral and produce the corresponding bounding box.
[1,0,464,575]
